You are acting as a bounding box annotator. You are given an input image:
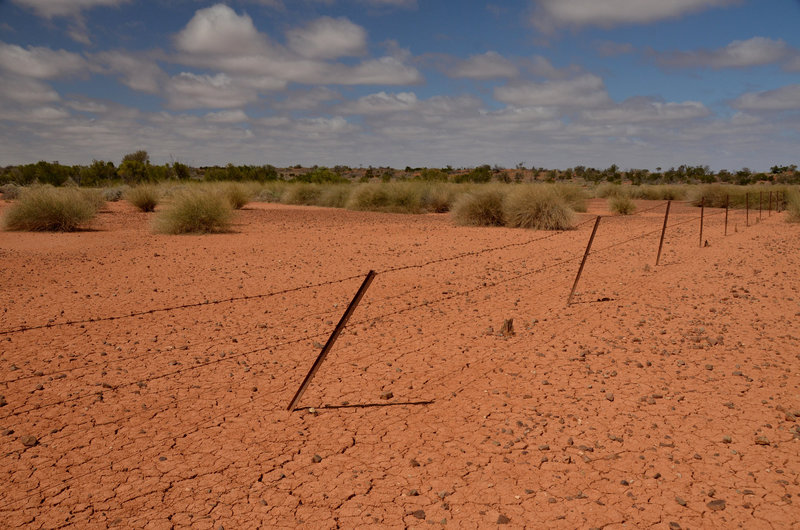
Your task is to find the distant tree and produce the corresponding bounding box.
[122,150,149,165]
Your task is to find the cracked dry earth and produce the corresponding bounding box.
[1,198,799,529]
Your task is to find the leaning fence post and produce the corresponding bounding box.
[287,270,376,411]
[724,195,729,236]
[567,216,601,306]
[656,200,671,266]
[699,197,705,248]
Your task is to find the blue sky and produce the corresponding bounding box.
[0,0,798,171]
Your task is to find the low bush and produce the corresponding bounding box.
[504,186,575,230]
[154,190,233,234]
[103,186,127,202]
[451,188,505,226]
[609,194,636,215]
[1,183,22,200]
[4,186,98,231]
[631,185,687,201]
[125,185,160,212]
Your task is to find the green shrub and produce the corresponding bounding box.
[451,188,505,226]
[155,190,233,234]
[125,185,160,212]
[4,186,98,231]
[609,195,636,215]
[503,186,575,230]
[281,183,322,205]
[630,185,687,201]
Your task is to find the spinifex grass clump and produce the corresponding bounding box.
[450,188,505,226]
[609,194,637,215]
[317,184,352,208]
[552,183,588,212]
[125,185,160,212]
[346,182,425,213]
[281,183,322,205]
[503,186,575,230]
[631,185,687,201]
[220,182,252,209]
[786,188,800,223]
[155,190,232,234]
[3,186,98,231]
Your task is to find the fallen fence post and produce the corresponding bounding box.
[287,270,377,411]
[699,196,705,248]
[724,195,729,236]
[656,200,671,266]
[567,216,601,306]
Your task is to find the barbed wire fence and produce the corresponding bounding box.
[0,196,782,517]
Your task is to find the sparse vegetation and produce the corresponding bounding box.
[154,190,233,234]
[3,186,99,231]
[504,186,575,230]
[125,185,160,212]
[609,194,637,215]
[219,182,252,209]
[451,188,505,226]
[786,188,800,223]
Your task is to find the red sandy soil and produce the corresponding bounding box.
[1,198,798,529]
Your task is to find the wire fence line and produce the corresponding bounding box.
[0,198,774,514]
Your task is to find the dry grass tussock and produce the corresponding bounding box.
[125,185,160,212]
[154,189,233,234]
[3,186,100,231]
[609,194,636,215]
[504,186,575,230]
[786,188,800,223]
[450,187,506,226]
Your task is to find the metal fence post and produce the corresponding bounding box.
[567,216,601,306]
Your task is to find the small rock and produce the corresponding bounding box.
[0,395,6,407]
[35,384,44,391]
[380,391,393,400]
[705,364,714,371]
[408,489,419,496]
[722,435,732,444]
[409,509,426,520]
[707,499,726,511]
[20,435,38,447]
[410,458,420,467]
[755,436,770,446]
[538,444,550,451]
[606,392,615,402]
[312,454,322,463]
[669,523,682,529]
[497,514,511,524]
[675,496,687,507]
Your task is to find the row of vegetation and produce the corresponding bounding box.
[2,180,798,234]
[2,151,800,187]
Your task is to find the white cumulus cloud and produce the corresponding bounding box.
[0,42,89,79]
[287,17,367,59]
[531,0,739,31]
[653,37,791,69]
[447,51,519,80]
[11,0,130,18]
[731,84,800,111]
[494,74,610,108]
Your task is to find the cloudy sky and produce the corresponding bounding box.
[0,0,798,170]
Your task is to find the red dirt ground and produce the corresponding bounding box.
[1,198,799,529]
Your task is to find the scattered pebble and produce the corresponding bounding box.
[312,454,322,463]
[755,436,770,446]
[675,496,687,507]
[722,435,732,444]
[20,435,38,447]
[707,499,726,511]
[409,510,425,520]
[497,514,511,524]
[380,391,393,400]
